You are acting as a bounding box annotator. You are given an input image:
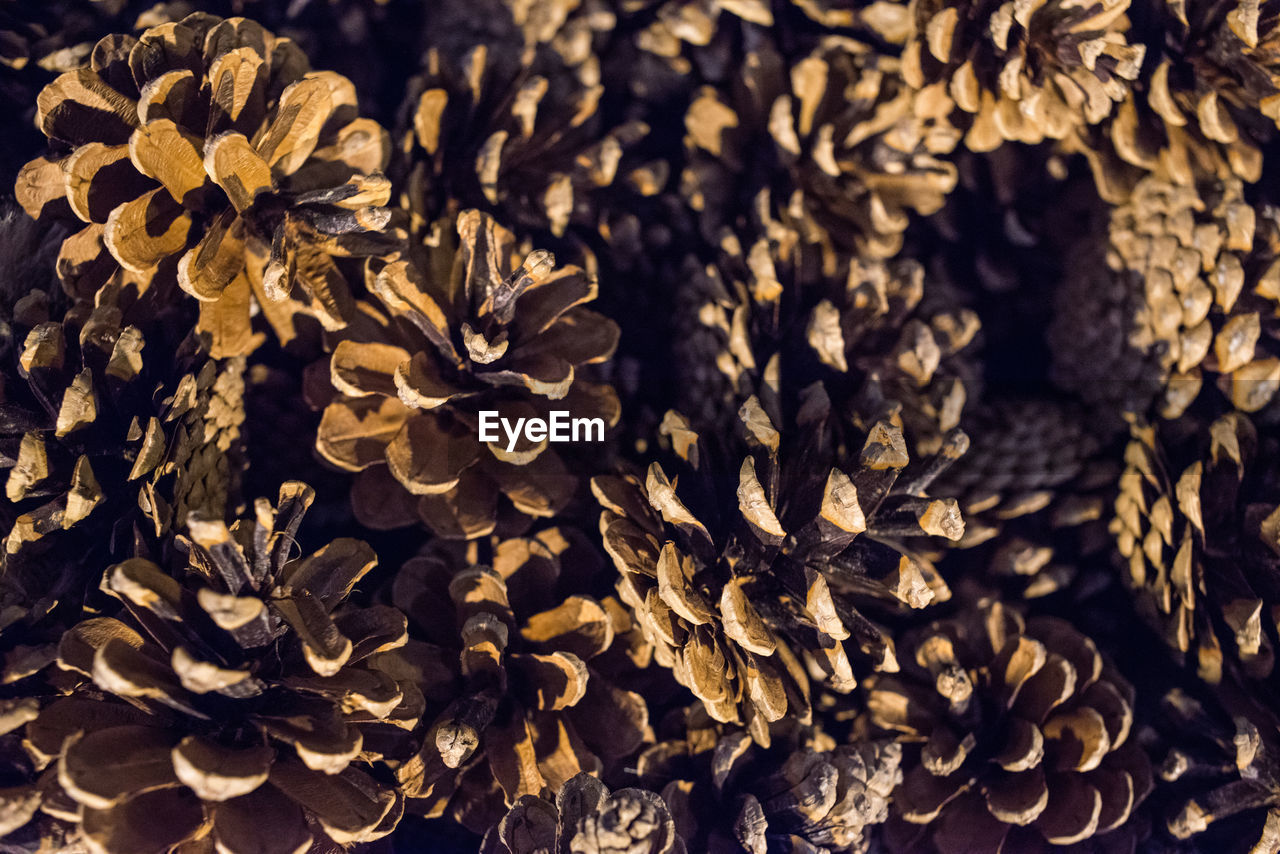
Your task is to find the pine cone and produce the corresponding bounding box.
[595,394,966,745]
[15,481,412,852]
[3,301,243,626]
[636,707,901,854]
[669,200,979,454]
[1066,0,1278,202]
[401,0,645,239]
[937,400,1116,548]
[1102,176,1280,417]
[1153,687,1280,851]
[891,0,1144,151]
[682,34,959,264]
[1112,412,1280,684]
[14,12,395,357]
[804,255,980,457]
[480,771,686,854]
[384,530,650,834]
[315,208,620,538]
[868,599,1153,852]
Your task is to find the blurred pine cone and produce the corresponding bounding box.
[1151,686,1280,851]
[889,0,1144,152]
[400,0,647,240]
[594,392,966,745]
[1112,411,1280,685]
[315,208,619,538]
[868,599,1153,852]
[672,215,979,453]
[635,707,901,854]
[480,771,686,854]
[1101,176,1280,418]
[14,481,412,851]
[2,301,243,630]
[681,33,959,264]
[936,400,1116,555]
[14,12,396,357]
[384,529,651,834]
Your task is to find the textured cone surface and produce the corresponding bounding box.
[868,599,1153,852]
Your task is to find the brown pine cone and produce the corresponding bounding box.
[1112,411,1280,684]
[868,599,1153,852]
[1101,176,1280,417]
[14,12,396,358]
[682,34,960,264]
[635,706,901,854]
[315,208,619,538]
[2,300,243,627]
[936,400,1117,553]
[480,771,686,854]
[1066,0,1278,202]
[12,481,413,852]
[1152,687,1280,851]
[383,529,651,834]
[888,0,1144,152]
[400,0,646,239]
[595,392,966,745]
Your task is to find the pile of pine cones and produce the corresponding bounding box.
[4,0,1280,852]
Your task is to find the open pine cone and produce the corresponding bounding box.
[401,0,646,239]
[1112,411,1280,684]
[868,599,1153,852]
[14,12,395,357]
[595,392,966,745]
[1067,0,1278,202]
[480,771,686,854]
[315,208,619,538]
[682,34,959,265]
[1152,686,1280,851]
[889,0,1143,152]
[13,481,413,852]
[635,706,901,854]
[3,300,243,629]
[384,529,651,834]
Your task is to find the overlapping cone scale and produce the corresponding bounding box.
[316,208,619,538]
[379,529,651,834]
[869,599,1153,853]
[891,0,1144,152]
[596,393,966,746]
[2,299,244,630]
[682,33,959,264]
[10,481,413,852]
[402,0,645,239]
[14,11,396,357]
[481,771,686,854]
[1113,410,1280,685]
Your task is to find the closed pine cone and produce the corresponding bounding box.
[1103,176,1280,417]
